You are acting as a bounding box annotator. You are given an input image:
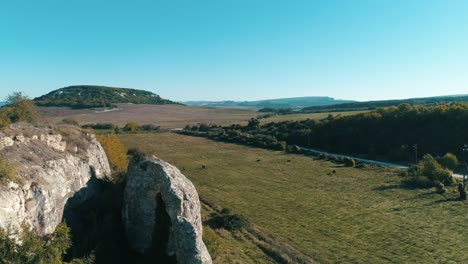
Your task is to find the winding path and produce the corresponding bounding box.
[299,146,464,179]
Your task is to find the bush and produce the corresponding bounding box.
[96,134,128,176]
[438,153,458,170]
[407,154,453,186]
[319,153,328,160]
[5,92,39,124]
[0,159,17,183]
[140,124,160,132]
[81,123,115,130]
[459,183,467,200]
[436,182,446,194]
[123,122,140,132]
[343,157,356,167]
[62,118,79,126]
[0,223,78,264]
[209,208,250,231]
[0,111,11,129]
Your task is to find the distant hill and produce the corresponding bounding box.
[34,85,177,109]
[0,102,5,107]
[184,96,354,109]
[302,94,468,112]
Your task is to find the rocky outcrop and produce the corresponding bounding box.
[123,156,212,264]
[0,125,111,236]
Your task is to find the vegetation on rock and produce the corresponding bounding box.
[0,159,17,183]
[0,92,39,128]
[95,134,128,177]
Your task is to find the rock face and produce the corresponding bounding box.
[123,156,212,264]
[0,125,111,236]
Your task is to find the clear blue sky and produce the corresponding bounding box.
[0,0,467,102]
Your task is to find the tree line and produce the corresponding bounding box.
[184,103,468,166]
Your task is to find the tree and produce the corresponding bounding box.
[123,121,140,132]
[247,118,260,130]
[438,153,458,170]
[96,134,128,177]
[4,92,39,124]
[343,157,356,167]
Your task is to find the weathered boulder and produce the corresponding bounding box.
[123,156,212,264]
[0,125,111,236]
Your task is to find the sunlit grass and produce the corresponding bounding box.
[119,132,468,263]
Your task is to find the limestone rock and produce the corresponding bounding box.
[0,126,111,236]
[0,136,14,150]
[123,156,212,264]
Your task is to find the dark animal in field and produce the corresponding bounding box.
[333,170,336,174]
[257,159,261,162]
[201,165,206,169]
[287,160,291,162]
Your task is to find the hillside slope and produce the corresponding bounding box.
[34,85,177,108]
[184,96,354,109]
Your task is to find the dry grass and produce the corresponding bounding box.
[0,159,17,183]
[119,132,468,263]
[40,104,259,129]
[256,110,369,124]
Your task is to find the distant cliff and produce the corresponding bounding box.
[34,85,178,109]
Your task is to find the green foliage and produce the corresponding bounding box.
[302,95,468,112]
[62,118,79,126]
[407,154,453,187]
[33,85,177,109]
[209,208,250,231]
[458,183,467,200]
[435,182,446,194]
[247,118,260,129]
[2,92,39,125]
[343,157,356,167]
[207,103,468,164]
[0,159,17,183]
[81,123,116,130]
[318,153,328,160]
[96,134,128,178]
[0,223,78,264]
[438,153,458,170]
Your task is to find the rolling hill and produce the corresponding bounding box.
[184,96,354,109]
[34,85,177,109]
[302,94,468,112]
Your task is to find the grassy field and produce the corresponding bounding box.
[257,110,368,124]
[119,133,468,263]
[40,104,259,129]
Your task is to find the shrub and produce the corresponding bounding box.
[62,118,79,126]
[5,92,39,124]
[96,134,128,175]
[0,159,17,183]
[123,122,140,132]
[81,123,115,130]
[0,111,11,129]
[459,183,467,200]
[209,208,250,231]
[343,157,356,167]
[407,154,453,186]
[140,124,160,132]
[436,182,446,194]
[0,223,77,264]
[438,153,458,170]
[319,153,328,160]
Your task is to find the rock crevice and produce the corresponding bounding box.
[123,156,212,264]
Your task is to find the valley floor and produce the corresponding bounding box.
[119,133,468,263]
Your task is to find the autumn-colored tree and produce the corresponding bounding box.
[123,121,140,132]
[96,134,128,175]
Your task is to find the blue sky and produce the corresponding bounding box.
[0,0,467,102]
